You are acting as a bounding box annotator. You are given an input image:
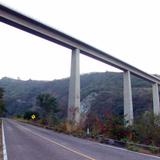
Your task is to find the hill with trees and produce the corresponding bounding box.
[0,72,156,119]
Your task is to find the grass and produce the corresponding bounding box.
[126,143,160,156]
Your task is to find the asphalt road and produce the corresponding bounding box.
[3,119,160,160]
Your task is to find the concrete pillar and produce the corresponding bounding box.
[68,48,80,124]
[152,83,160,115]
[123,71,133,126]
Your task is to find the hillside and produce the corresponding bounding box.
[0,72,155,119]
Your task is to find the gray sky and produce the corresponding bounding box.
[1,0,160,80]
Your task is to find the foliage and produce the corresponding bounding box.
[54,121,67,133]
[85,112,102,138]
[133,111,160,146]
[85,111,160,150]
[86,112,132,140]
[23,111,39,120]
[127,144,139,152]
[16,114,22,118]
[36,94,58,114]
[0,88,6,116]
[148,145,160,154]
[0,72,153,118]
[39,118,48,125]
[36,93,59,126]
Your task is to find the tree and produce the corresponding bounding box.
[0,88,6,116]
[23,111,39,120]
[36,93,59,125]
[133,111,160,146]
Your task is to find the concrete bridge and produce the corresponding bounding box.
[1,4,160,126]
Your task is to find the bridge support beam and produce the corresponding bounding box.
[152,83,160,115]
[68,48,80,124]
[123,71,133,126]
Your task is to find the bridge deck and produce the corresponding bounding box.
[1,4,160,84]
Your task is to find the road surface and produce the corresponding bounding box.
[2,119,160,160]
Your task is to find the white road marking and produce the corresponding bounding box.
[98,142,160,159]
[2,120,8,160]
[11,120,160,160]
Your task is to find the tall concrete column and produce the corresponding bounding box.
[123,71,133,126]
[152,83,160,115]
[68,48,80,124]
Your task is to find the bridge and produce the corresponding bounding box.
[0,4,160,126]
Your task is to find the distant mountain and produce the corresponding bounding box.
[0,72,155,119]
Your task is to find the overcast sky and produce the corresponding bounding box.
[1,0,160,80]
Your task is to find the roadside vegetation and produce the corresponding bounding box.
[1,72,153,119]
[16,93,60,129]
[14,93,160,156]
[85,111,160,155]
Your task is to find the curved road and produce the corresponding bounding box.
[2,119,160,160]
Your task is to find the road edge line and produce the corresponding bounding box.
[2,120,8,160]
[18,124,95,160]
[16,120,160,159]
[98,143,160,159]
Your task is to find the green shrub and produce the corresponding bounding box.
[148,146,160,154]
[23,111,39,120]
[16,114,22,118]
[127,144,139,152]
[54,122,67,133]
[39,118,48,125]
[133,111,160,146]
